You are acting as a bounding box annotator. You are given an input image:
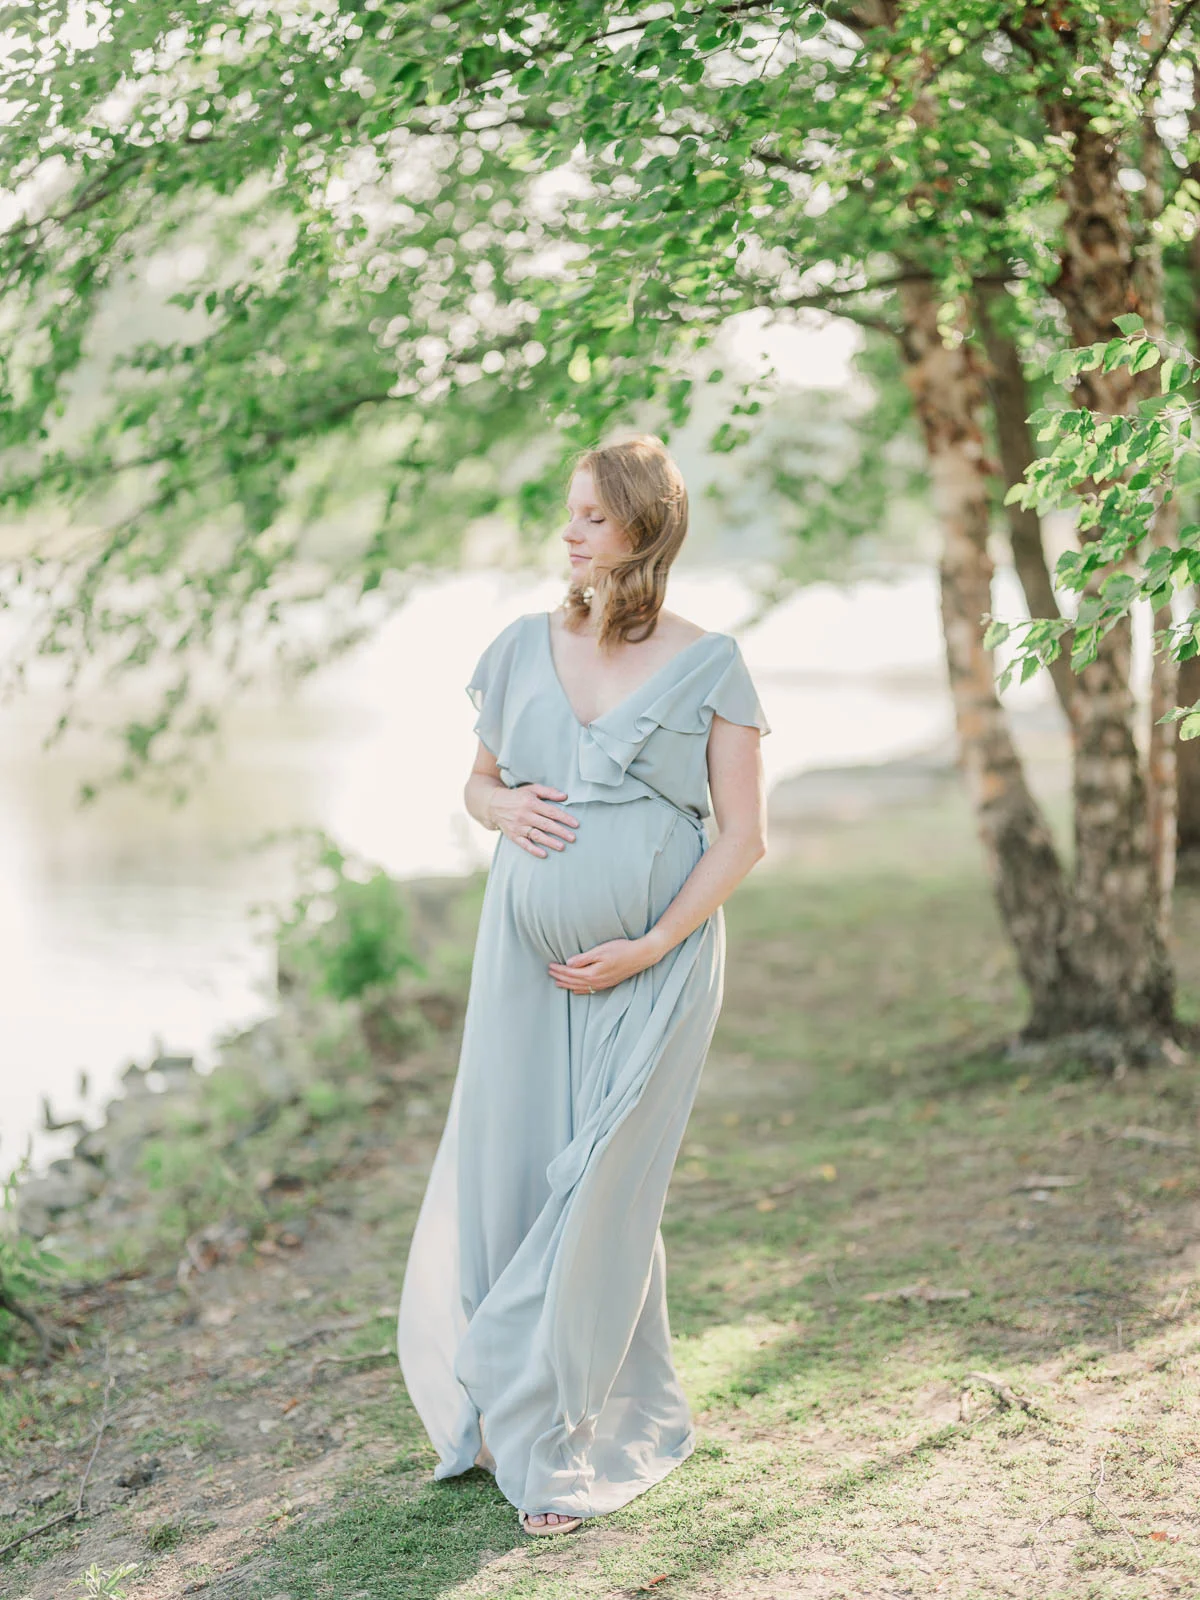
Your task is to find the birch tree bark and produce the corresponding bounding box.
[973,281,1079,724]
[1035,46,1175,1036]
[897,275,1072,1035]
[1177,649,1200,865]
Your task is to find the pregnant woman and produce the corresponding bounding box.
[397,432,771,1536]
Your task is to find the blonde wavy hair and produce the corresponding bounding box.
[562,433,689,649]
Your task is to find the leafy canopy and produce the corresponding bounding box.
[1,0,1196,789]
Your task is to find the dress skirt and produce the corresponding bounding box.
[397,793,725,1519]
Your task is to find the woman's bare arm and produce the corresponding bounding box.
[465,739,580,857]
[640,714,767,958]
[464,740,506,830]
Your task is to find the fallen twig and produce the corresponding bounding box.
[284,1313,379,1351]
[1031,1490,1089,1568]
[960,1369,1046,1418]
[1010,1174,1083,1192]
[1116,1125,1194,1150]
[1091,1449,1143,1557]
[685,1181,801,1219]
[0,1343,114,1560]
[54,1267,151,1300]
[864,1283,970,1303]
[1028,1446,1140,1568]
[878,1549,933,1576]
[308,1347,393,1384]
[959,1388,1000,1424]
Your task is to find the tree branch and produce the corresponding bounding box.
[1140,0,1200,91]
[0,1277,71,1364]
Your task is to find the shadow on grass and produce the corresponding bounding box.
[242,1420,979,1600]
[246,851,1200,1598]
[245,1468,520,1600]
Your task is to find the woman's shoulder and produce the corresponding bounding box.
[467,613,538,692]
[476,611,541,653]
[657,611,705,643]
[652,610,731,651]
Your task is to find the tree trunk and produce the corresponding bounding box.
[1147,506,1180,942]
[896,277,1072,1035]
[1044,108,1151,408]
[1065,606,1174,1033]
[973,282,1078,724]
[1181,61,1200,866]
[1038,93,1176,1037]
[1178,643,1200,864]
[1139,23,1180,941]
[878,18,1179,1055]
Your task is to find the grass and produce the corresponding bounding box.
[238,798,1200,1599]
[3,779,1199,1598]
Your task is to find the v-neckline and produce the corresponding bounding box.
[540,610,718,731]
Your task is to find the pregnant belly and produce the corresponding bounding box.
[494,796,702,964]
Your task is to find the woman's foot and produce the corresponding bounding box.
[475,1417,496,1474]
[519,1509,583,1536]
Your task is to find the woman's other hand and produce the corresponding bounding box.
[490,782,580,858]
[548,932,666,992]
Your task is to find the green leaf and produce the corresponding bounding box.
[1113,313,1145,335]
[983,620,1011,649]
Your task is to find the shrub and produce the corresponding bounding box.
[0,1161,68,1362]
[269,830,425,1003]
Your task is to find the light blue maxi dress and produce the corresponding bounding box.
[397,609,771,1521]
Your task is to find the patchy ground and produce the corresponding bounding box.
[2,757,1200,1600]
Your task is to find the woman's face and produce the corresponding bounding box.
[563,467,631,581]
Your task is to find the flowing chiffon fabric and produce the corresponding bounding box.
[397,610,770,1520]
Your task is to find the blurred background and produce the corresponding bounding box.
[0,457,1088,1184]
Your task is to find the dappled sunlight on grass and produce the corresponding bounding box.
[10,786,1196,1599]
[674,1315,807,1413]
[244,828,1200,1596]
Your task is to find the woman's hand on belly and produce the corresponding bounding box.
[491,782,579,857]
[548,934,663,993]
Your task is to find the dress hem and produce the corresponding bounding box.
[430,1426,698,1521]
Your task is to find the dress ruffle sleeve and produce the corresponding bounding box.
[465,617,523,757]
[701,639,771,735]
[641,637,771,739]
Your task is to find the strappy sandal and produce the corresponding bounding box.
[518,1508,583,1536]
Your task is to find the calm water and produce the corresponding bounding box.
[3,562,1043,1179]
